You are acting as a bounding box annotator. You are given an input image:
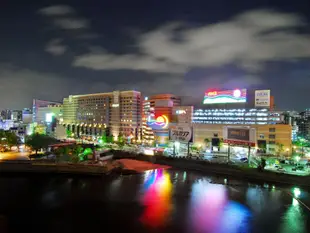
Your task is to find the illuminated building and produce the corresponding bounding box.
[193,108,282,125]
[63,90,142,140]
[193,88,281,125]
[142,94,181,145]
[193,124,292,155]
[36,104,63,124]
[32,99,61,123]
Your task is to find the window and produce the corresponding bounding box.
[269,141,276,145]
[269,134,276,139]
[269,128,276,132]
[259,134,264,139]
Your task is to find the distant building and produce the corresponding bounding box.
[296,110,310,140]
[36,104,63,124]
[22,108,33,124]
[32,99,61,123]
[1,110,12,120]
[11,110,22,122]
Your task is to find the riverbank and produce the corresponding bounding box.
[112,150,310,187]
[0,158,170,176]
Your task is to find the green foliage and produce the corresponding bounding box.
[6,131,18,149]
[25,133,57,154]
[0,130,19,150]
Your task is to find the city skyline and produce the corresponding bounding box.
[0,0,309,110]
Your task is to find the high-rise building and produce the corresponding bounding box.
[1,110,12,120]
[11,110,22,122]
[142,94,181,145]
[63,90,142,140]
[33,99,61,123]
[296,110,310,140]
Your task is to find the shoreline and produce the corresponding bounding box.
[112,151,310,187]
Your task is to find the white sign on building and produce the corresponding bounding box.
[255,90,271,107]
[170,125,193,143]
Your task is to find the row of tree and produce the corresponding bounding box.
[0,130,19,150]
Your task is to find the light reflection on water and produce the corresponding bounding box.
[138,170,309,233]
[189,179,251,233]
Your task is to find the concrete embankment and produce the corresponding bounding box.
[112,151,310,187]
[0,161,118,176]
[0,159,170,176]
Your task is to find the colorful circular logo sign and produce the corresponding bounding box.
[147,115,169,129]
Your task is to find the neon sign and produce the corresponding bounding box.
[147,115,169,130]
[203,89,247,104]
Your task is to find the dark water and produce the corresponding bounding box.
[0,169,309,233]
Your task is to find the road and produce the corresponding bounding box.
[0,151,30,161]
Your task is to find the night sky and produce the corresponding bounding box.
[0,0,309,110]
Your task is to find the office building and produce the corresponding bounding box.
[63,90,142,140]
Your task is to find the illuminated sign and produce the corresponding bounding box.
[112,104,119,107]
[176,110,186,115]
[203,89,247,104]
[223,126,256,146]
[147,115,169,130]
[45,113,54,123]
[227,128,250,141]
[255,90,270,107]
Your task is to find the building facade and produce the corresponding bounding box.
[63,90,142,140]
[33,99,61,123]
[193,124,292,155]
[193,108,282,125]
[142,94,181,145]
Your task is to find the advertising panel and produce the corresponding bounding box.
[223,126,256,146]
[169,125,193,143]
[255,90,270,107]
[203,89,247,104]
[147,115,169,130]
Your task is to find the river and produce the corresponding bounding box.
[0,169,309,233]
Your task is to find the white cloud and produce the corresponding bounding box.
[45,39,67,56]
[73,9,310,73]
[39,5,89,30]
[39,5,75,16]
[54,18,89,30]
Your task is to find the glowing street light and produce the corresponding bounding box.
[293,187,301,198]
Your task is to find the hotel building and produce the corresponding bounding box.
[63,90,142,140]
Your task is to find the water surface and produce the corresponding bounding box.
[0,169,309,233]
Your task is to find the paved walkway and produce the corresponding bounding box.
[117,159,170,172]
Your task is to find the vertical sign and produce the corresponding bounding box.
[255,90,270,107]
[112,91,120,107]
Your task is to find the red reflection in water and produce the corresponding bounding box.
[140,170,172,227]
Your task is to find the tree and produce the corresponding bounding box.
[118,133,125,147]
[276,143,284,156]
[5,131,18,150]
[25,133,57,155]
